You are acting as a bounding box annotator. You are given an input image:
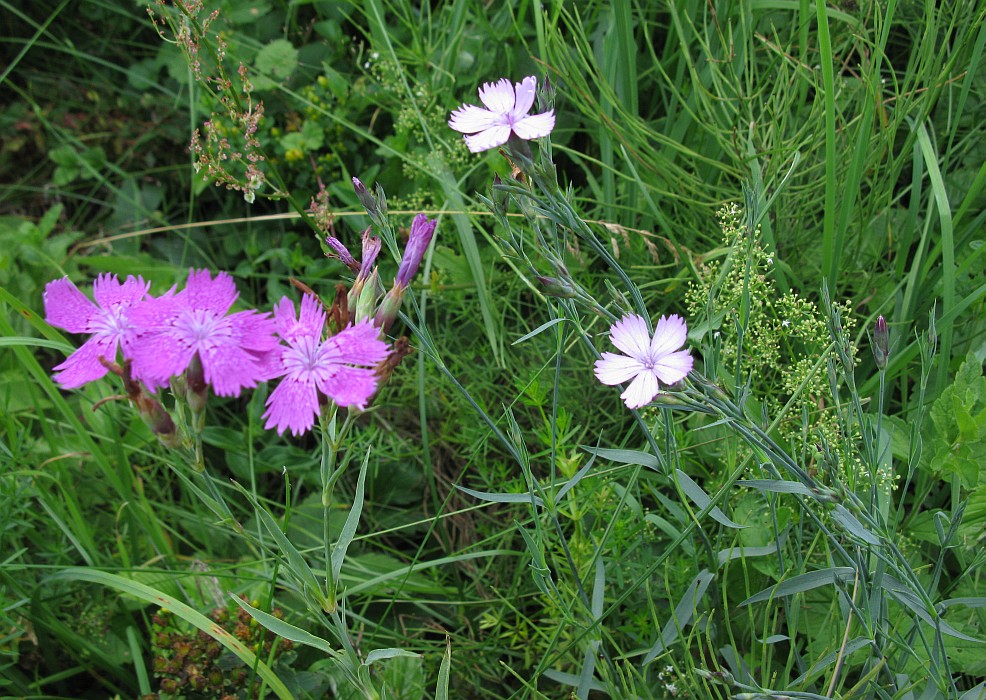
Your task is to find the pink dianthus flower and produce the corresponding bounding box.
[43,273,150,388]
[594,314,694,409]
[263,294,390,436]
[448,76,555,153]
[128,269,279,396]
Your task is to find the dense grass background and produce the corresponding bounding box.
[2,0,985,698]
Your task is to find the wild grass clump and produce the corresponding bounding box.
[2,1,985,698]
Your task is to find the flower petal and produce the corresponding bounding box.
[448,104,505,134]
[44,278,99,334]
[653,349,693,385]
[511,111,555,140]
[51,336,117,388]
[92,273,148,309]
[650,314,688,357]
[322,320,389,366]
[129,329,194,389]
[511,76,537,117]
[181,269,238,315]
[477,78,515,113]
[620,370,659,409]
[594,352,644,386]
[315,365,379,410]
[201,343,266,396]
[608,314,651,360]
[263,375,319,436]
[463,125,513,153]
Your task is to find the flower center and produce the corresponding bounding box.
[175,308,230,350]
[283,335,326,380]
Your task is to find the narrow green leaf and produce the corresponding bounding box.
[676,470,746,529]
[435,637,451,700]
[231,595,342,660]
[331,448,370,583]
[364,648,421,667]
[454,484,544,508]
[740,567,856,606]
[229,482,324,609]
[831,504,881,546]
[512,318,568,345]
[582,446,660,470]
[643,569,714,664]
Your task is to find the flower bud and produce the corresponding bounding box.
[358,226,381,279]
[872,315,890,370]
[122,362,179,448]
[535,275,576,298]
[490,174,509,217]
[537,74,555,112]
[184,353,208,414]
[326,235,360,273]
[394,213,437,289]
[375,336,413,386]
[352,176,375,215]
[374,182,389,217]
[353,269,381,324]
[373,286,402,333]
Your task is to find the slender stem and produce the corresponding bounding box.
[319,407,339,607]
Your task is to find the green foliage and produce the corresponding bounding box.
[926,354,986,489]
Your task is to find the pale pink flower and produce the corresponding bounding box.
[448,76,555,152]
[43,274,150,388]
[127,269,279,396]
[263,294,390,436]
[594,314,693,409]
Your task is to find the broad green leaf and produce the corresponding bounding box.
[255,39,298,79]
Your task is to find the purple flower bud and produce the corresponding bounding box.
[358,226,381,281]
[394,214,437,289]
[326,236,360,273]
[873,315,890,370]
[353,176,378,218]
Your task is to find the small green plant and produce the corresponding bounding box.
[145,598,294,700]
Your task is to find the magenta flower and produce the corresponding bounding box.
[374,213,438,331]
[448,76,555,153]
[594,314,694,409]
[263,294,390,436]
[127,269,279,396]
[395,214,438,289]
[43,274,150,388]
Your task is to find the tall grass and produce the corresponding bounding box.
[2,0,985,698]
